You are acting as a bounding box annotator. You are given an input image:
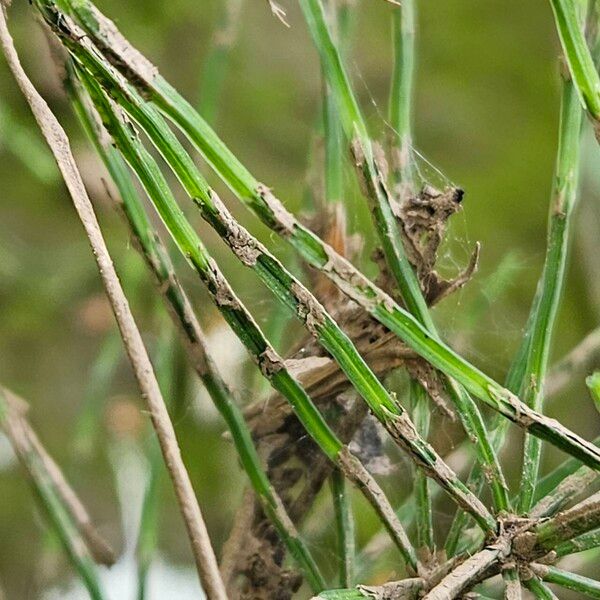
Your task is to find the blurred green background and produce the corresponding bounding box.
[1,0,599,598]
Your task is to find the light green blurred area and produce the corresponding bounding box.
[0,0,599,597]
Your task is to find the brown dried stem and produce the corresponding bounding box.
[0,9,226,598]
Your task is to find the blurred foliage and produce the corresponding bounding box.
[1,0,600,597]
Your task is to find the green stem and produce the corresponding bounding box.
[524,576,560,600]
[330,469,355,587]
[75,66,421,571]
[321,8,357,578]
[533,564,600,598]
[534,434,600,503]
[503,567,522,599]
[389,0,415,186]
[449,7,589,549]
[409,379,433,550]
[322,0,345,207]
[72,328,122,456]
[529,457,599,519]
[137,434,161,600]
[300,0,510,518]
[389,0,433,553]
[69,67,327,591]
[73,34,495,539]
[35,0,600,480]
[549,0,600,120]
[527,490,600,554]
[554,526,600,557]
[517,57,584,514]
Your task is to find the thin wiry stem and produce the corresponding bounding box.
[532,430,599,504]
[43,0,600,474]
[0,389,106,600]
[301,0,429,325]
[136,429,162,600]
[3,386,114,567]
[448,2,590,549]
[355,443,473,580]
[24,417,115,566]
[517,19,585,512]
[322,0,345,208]
[77,67,423,571]
[0,13,227,598]
[69,66,327,592]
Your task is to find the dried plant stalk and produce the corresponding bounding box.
[0,9,226,598]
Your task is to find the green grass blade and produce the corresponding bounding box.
[517,61,584,513]
[136,327,175,599]
[72,329,122,456]
[68,33,495,541]
[68,68,327,591]
[300,0,510,519]
[409,379,433,550]
[0,102,57,183]
[320,27,356,580]
[549,0,600,119]
[389,0,416,185]
[528,491,600,553]
[534,434,600,502]
[330,469,355,587]
[34,0,600,482]
[74,65,423,571]
[299,0,430,325]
